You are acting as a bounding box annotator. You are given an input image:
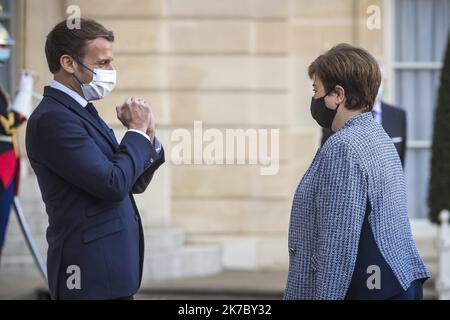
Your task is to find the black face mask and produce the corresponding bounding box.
[310,89,341,129]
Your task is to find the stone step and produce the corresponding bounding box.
[1,237,47,258]
[411,230,439,299]
[144,228,185,252]
[17,175,43,198]
[1,244,223,282]
[424,288,439,300]
[143,244,222,280]
[2,201,48,241]
[1,209,48,258]
[0,256,43,278]
[414,236,438,261]
[414,233,439,296]
[3,226,187,258]
[18,204,47,221]
[2,216,222,281]
[425,259,438,279]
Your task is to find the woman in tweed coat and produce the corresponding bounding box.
[284,44,430,300]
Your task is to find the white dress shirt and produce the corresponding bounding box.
[50,80,161,153]
[372,99,383,125]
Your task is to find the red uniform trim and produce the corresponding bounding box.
[0,150,17,190]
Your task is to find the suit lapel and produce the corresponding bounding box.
[43,86,117,150]
[97,116,120,149]
[380,103,393,137]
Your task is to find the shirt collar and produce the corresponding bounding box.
[50,80,88,108]
[372,99,382,114]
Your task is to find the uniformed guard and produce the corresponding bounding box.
[0,22,34,262]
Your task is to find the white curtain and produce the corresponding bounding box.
[395,0,450,218]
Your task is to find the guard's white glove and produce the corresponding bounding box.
[8,70,34,120]
[18,70,34,93]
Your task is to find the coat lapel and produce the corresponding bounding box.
[43,86,117,150]
[380,103,393,137]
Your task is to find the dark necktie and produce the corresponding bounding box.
[85,103,119,147]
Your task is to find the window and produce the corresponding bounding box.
[0,0,15,94]
[393,0,450,219]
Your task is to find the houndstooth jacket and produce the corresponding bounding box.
[284,112,430,300]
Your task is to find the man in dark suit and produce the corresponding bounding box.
[321,84,407,166]
[26,19,164,300]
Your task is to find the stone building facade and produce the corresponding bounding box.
[4,0,437,282]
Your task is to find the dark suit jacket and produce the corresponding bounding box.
[321,102,407,166]
[25,86,165,299]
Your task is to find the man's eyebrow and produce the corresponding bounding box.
[97,58,113,63]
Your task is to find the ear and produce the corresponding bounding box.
[59,54,77,75]
[334,85,346,105]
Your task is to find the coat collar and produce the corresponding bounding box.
[340,112,374,131]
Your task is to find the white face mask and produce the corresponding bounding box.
[79,68,116,101]
[73,58,116,101]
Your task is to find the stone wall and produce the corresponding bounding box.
[8,0,385,273]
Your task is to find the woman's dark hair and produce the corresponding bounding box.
[308,43,381,111]
[45,18,114,74]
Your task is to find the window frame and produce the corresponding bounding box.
[384,0,445,219]
[0,0,17,94]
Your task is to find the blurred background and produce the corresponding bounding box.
[0,0,449,299]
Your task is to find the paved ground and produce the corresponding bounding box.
[137,270,286,300]
[0,276,47,300]
[0,269,438,300]
[0,270,286,300]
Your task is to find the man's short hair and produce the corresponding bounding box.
[45,18,114,74]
